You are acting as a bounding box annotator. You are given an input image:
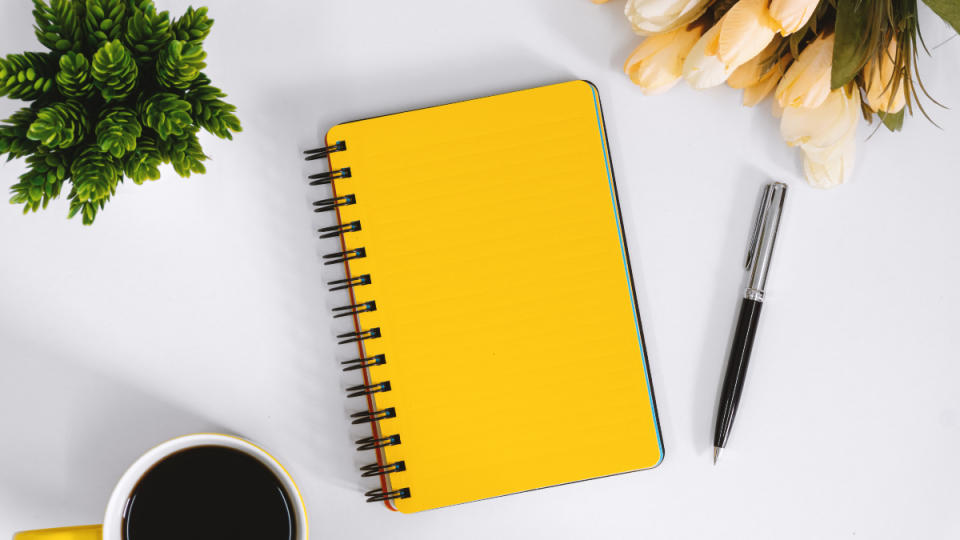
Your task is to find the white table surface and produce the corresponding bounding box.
[2,1,960,538]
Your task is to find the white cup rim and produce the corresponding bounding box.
[102,433,307,540]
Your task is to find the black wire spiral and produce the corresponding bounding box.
[307,140,411,504]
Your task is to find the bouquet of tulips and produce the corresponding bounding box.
[596,0,959,188]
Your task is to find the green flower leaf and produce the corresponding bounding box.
[33,0,83,52]
[27,100,88,150]
[123,5,172,62]
[159,129,207,177]
[831,0,871,90]
[0,108,40,161]
[9,151,69,213]
[124,134,162,184]
[187,75,242,140]
[70,145,122,204]
[138,92,194,140]
[878,109,904,132]
[0,52,55,101]
[172,6,213,44]
[91,39,138,101]
[922,0,960,35]
[96,106,142,158]
[56,51,95,98]
[156,39,206,90]
[85,0,127,50]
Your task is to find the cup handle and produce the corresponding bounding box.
[13,525,102,540]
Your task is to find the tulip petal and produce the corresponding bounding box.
[625,0,712,34]
[769,0,819,35]
[741,54,791,106]
[728,39,782,88]
[802,137,855,188]
[683,25,734,89]
[626,26,702,94]
[864,37,906,113]
[716,0,778,68]
[781,86,859,149]
[775,34,833,109]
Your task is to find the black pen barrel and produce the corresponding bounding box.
[713,297,764,449]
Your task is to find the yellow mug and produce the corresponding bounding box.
[13,434,308,540]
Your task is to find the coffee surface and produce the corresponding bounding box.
[123,445,296,540]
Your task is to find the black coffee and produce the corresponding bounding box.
[122,446,296,540]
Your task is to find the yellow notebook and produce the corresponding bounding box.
[307,80,662,513]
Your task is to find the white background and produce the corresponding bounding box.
[2,1,960,538]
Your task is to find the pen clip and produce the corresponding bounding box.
[745,185,772,270]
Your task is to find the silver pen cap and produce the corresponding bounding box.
[744,182,787,302]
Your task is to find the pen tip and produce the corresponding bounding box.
[713,447,722,465]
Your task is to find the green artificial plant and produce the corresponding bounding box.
[0,0,240,224]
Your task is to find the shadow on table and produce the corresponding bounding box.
[0,337,222,532]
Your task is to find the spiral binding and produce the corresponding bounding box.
[319,221,361,239]
[307,140,411,504]
[361,461,406,477]
[341,354,385,372]
[309,167,351,186]
[365,487,411,503]
[324,247,366,266]
[333,301,377,318]
[355,434,400,451]
[304,140,346,160]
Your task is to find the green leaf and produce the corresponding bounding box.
[96,107,142,158]
[156,40,206,90]
[171,6,213,44]
[85,0,127,49]
[138,92,193,140]
[0,52,55,101]
[832,0,871,90]
[922,0,960,35]
[56,51,94,98]
[91,39,138,101]
[27,100,88,149]
[33,0,83,52]
[878,109,904,132]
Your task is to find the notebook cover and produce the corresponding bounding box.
[326,80,663,512]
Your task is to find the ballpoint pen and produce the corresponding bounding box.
[713,182,787,464]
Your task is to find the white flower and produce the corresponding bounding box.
[775,34,833,109]
[624,0,712,35]
[624,26,703,94]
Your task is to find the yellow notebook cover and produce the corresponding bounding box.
[321,80,662,513]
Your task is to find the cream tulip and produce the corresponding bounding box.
[683,0,779,89]
[768,0,820,36]
[728,41,791,106]
[781,86,860,187]
[774,34,833,109]
[682,24,734,89]
[803,137,855,188]
[705,0,779,69]
[624,0,712,35]
[864,37,906,113]
[781,85,859,149]
[624,26,702,95]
